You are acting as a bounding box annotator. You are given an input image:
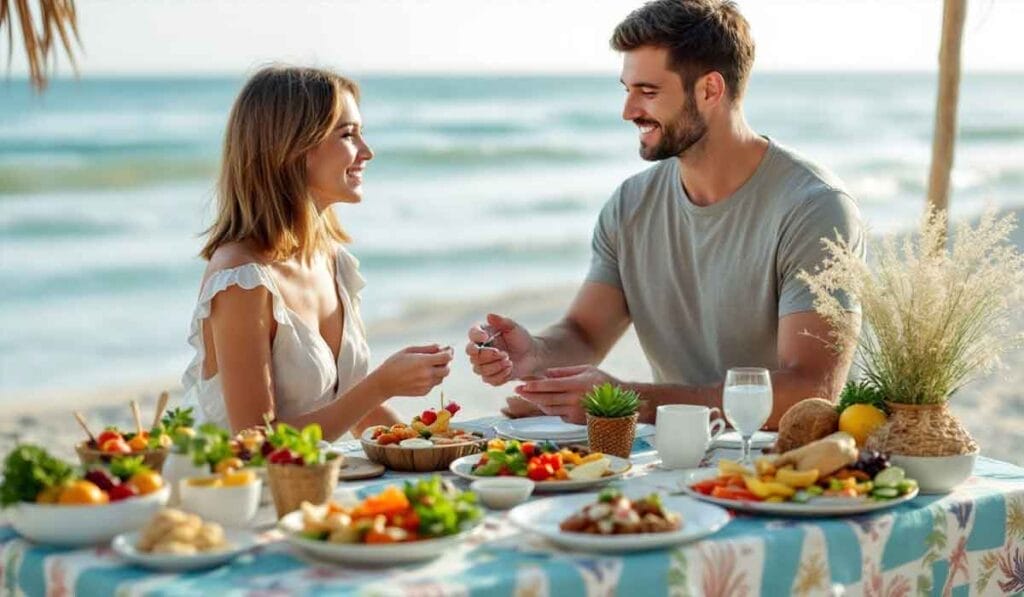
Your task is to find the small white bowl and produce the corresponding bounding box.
[470,477,535,509]
[162,453,209,506]
[890,451,978,494]
[179,477,262,527]
[8,486,170,547]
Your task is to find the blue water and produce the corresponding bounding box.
[2,73,1023,398]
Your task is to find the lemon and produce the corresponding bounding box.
[838,404,888,446]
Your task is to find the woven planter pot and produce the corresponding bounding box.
[586,413,638,459]
[266,454,343,518]
[76,442,168,473]
[865,402,978,457]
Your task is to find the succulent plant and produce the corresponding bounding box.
[581,383,642,418]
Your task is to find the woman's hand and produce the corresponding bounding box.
[369,344,453,398]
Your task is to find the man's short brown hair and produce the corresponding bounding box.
[611,0,755,100]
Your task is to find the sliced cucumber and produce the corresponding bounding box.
[873,466,906,488]
[872,487,899,499]
[792,490,811,503]
[896,479,918,494]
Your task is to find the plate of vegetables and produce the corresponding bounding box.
[278,476,482,564]
[449,439,631,492]
[1,445,169,546]
[680,450,919,517]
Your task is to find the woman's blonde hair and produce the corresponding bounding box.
[201,65,359,261]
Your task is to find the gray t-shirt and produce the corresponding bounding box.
[587,139,864,386]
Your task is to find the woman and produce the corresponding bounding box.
[181,66,452,439]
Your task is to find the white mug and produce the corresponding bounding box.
[655,405,726,469]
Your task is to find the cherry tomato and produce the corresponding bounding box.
[521,443,536,458]
[107,483,138,502]
[96,429,122,446]
[100,438,132,454]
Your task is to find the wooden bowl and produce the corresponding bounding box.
[76,442,168,473]
[360,430,484,472]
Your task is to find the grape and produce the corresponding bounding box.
[852,450,890,477]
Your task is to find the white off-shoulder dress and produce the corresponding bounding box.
[181,246,370,428]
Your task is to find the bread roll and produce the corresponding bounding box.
[775,398,839,453]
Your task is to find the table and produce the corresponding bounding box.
[2,419,1023,596]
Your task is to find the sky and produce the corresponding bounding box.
[4,0,1023,76]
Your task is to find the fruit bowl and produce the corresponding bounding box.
[8,486,170,546]
[76,441,168,473]
[360,428,484,472]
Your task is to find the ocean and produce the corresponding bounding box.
[2,72,1023,400]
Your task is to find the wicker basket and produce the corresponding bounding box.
[266,454,343,518]
[586,413,638,459]
[865,402,978,457]
[76,442,168,473]
[361,438,483,472]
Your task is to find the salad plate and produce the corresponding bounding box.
[449,453,631,493]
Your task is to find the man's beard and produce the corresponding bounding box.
[637,94,707,161]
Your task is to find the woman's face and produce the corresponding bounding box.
[306,92,374,208]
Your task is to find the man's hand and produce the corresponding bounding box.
[513,365,618,424]
[465,313,540,385]
[500,396,544,419]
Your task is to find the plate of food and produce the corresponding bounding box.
[112,508,259,571]
[361,395,485,471]
[680,433,919,517]
[1,444,170,546]
[278,476,482,565]
[508,488,729,552]
[449,438,631,493]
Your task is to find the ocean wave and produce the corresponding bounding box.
[0,216,134,239]
[0,159,216,195]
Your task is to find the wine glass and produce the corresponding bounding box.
[722,367,773,465]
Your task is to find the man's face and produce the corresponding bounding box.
[620,46,707,161]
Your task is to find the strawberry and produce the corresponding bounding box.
[420,410,438,425]
[444,402,461,415]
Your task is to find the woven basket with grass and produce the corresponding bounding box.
[582,383,642,459]
[866,402,978,457]
[266,454,343,518]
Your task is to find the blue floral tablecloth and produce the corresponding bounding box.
[2,422,1022,596]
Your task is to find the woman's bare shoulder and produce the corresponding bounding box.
[206,241,270,274]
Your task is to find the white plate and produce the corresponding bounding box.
[9,486,170,547]
[709,430,777,449]
[678,468,919,517]
[112,529,258,572]
[508,493,730,552]
[449,454,632,493]
[278,511,480,565]
[494,416,654,443]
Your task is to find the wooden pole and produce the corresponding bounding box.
[925,0,968,236]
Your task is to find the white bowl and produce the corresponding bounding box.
[470,477,535,509]
[8,486,170,547]
[890,451,978,494]
[162,453,209,506]
[179,477,262,527]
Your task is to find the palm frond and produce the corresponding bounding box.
[1,0,81,92]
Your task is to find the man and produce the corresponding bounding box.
[466,0,863,428]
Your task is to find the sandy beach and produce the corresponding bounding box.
[1,208,1022,468]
